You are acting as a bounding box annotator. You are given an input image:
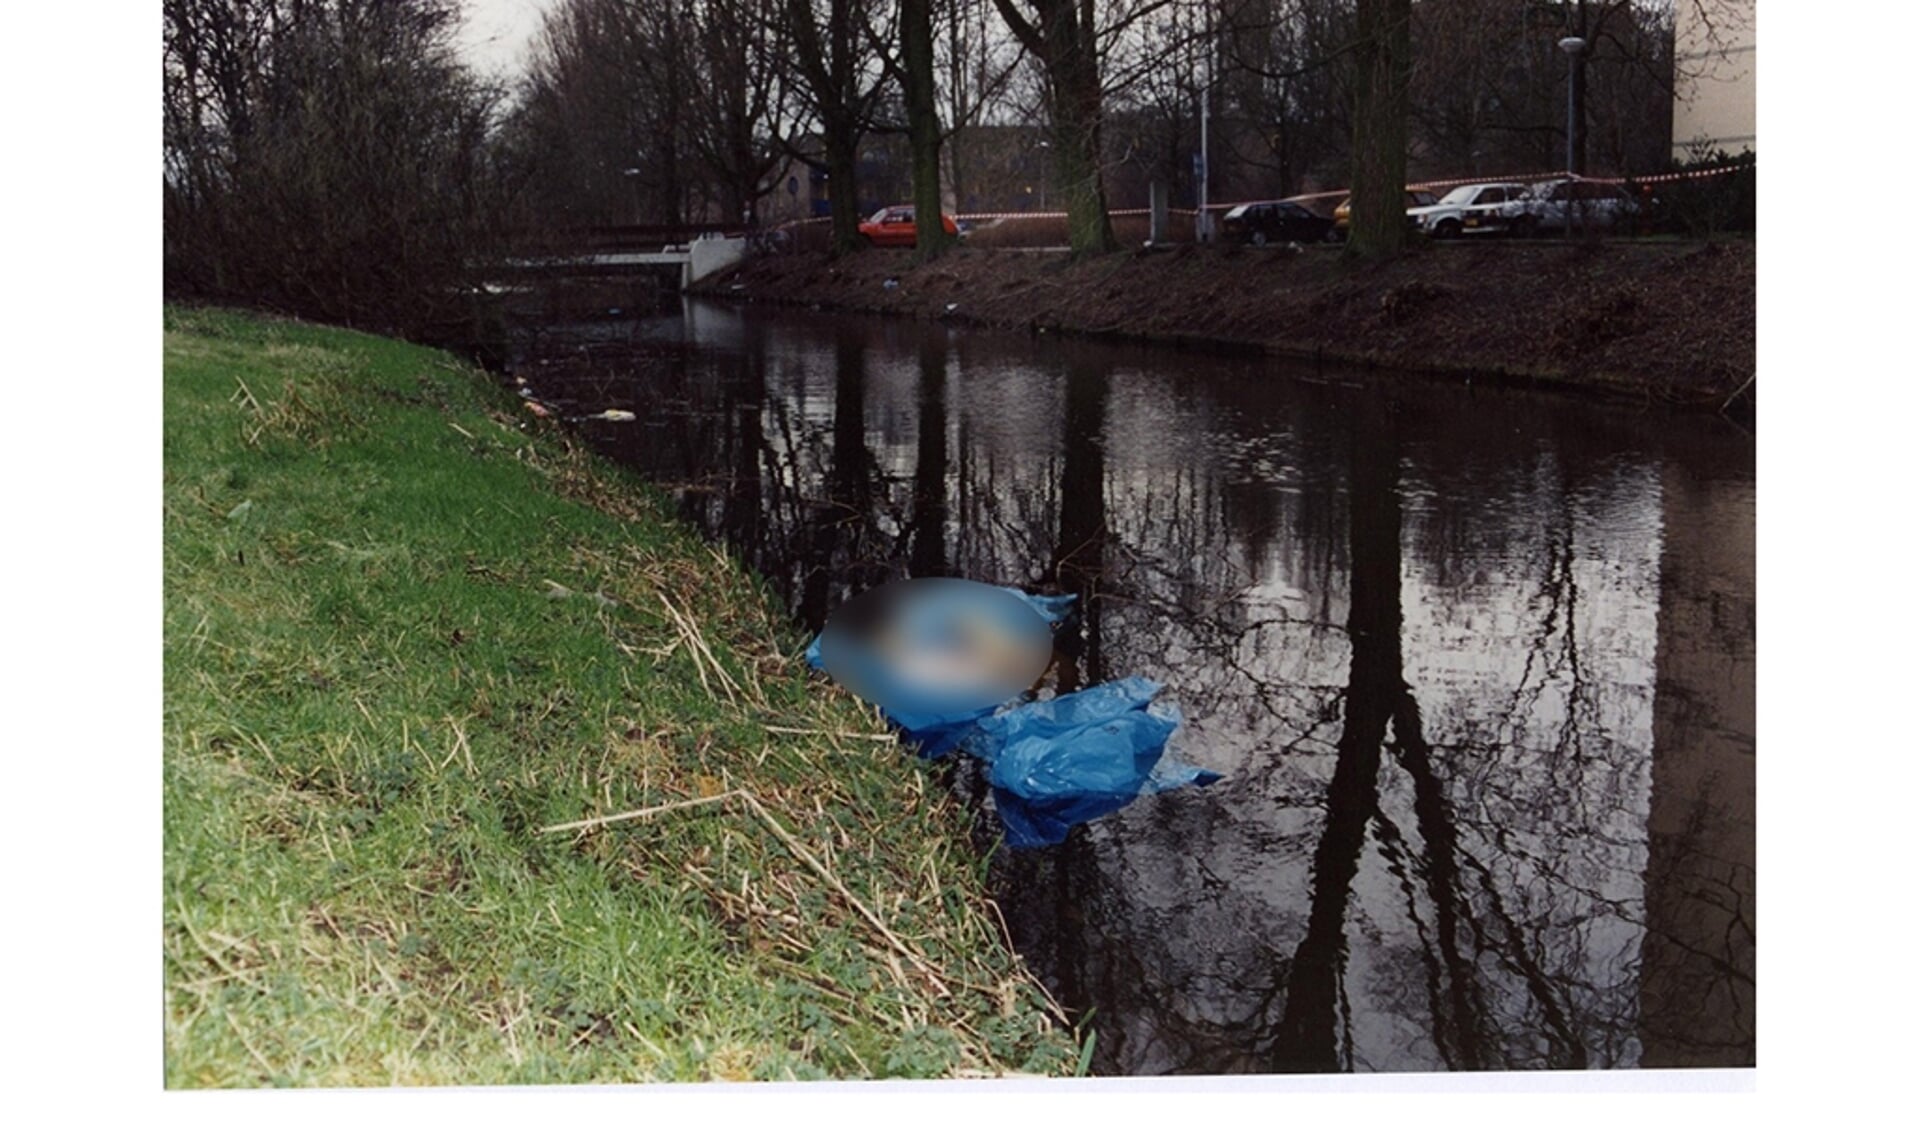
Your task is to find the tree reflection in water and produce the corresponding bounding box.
[509,302,1755,1075]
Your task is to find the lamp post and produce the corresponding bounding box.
[622,166,643,226]
[1194,0,1216,244]
[1037,139,1050,210]
[1557,36,1587,176]
[1198,83,1211,242]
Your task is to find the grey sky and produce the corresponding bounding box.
[452,0,563,79]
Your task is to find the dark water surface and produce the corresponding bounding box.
[500,290,1755,1075]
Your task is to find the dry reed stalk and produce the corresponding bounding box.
[982,896,1072,1028]
[224,1010,277,1075]
[232,377,264,414]
[679,597,746,703]
[736,791,953,1000]
[537,790,744,835]
[621,1021,669,1061]
[437,716,474,775]
[764,725,895,743]
[177,920,257,986]
[657,592,741,705]
[405,1013,440,1059]
[545,783,956,1001]
[500,988,526,1067]
[760,955,866,1008]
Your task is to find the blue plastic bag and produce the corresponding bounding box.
[965,677,1221,848]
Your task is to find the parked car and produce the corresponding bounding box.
[1220,199,1339,245]
[1494,178,1639,236]
[1407,182,1528,237]
[1332,188,1441,236]
[858,204,960,248]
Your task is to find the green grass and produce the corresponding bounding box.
[162,306,1077,1087]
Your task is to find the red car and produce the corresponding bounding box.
[858,204,959,248]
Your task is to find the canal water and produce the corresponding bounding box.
[496,286,1755,1075]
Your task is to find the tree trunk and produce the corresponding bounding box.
[823,125,864,255]
[717,54,753,225]
[1570,0,1590,175]
[1051,27,1116,255]
[658,3,686,225]
[992,0,1116,255]
[1346,0,1412,258]
[1568,47,1588,174]
[902,0,954,259]
[786,0,875,255]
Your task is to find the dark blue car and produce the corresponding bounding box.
[1219,200,1339,246]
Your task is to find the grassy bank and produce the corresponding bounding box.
[696,240,1755,412]
[162,307,1078,1086]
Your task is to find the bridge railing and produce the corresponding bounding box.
[508,224,748,256]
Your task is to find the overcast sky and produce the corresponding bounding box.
[452,0,563,79]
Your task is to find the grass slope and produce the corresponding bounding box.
[162,307,1077,1086]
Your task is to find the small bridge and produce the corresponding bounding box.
[496,224,746,289]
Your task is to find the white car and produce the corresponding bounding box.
[1494,177,1639,236]
[1408,182,1528,238]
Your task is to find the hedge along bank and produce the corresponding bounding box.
[162,306,1080,1086]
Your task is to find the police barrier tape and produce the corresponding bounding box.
[1134,161,1753,216]
[758,160,1749,231]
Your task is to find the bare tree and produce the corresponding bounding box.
[939,0,1028,209]
[990,1,1120,252]
[901,0,959,256]
[1399,1,1715,179]
[630,0,692,223]
[164,0,280,290]
[509,0,655,225]
[164,0,506,335]
[504,0,794,228]
[687,0,794,224]
[786,0,894,254]
[1216,1,1354,196]
[992,3,1288,240]
[1101,0,1206,209]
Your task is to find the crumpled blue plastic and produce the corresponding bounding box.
[803,585,1221,847]
[964,677,1222,848]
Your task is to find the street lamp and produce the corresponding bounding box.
[1197,3,1217,244]
[622,167,643,226]
[1037,139,1050,211]
[1198,81,1211,242]
[1557,36,1587,176]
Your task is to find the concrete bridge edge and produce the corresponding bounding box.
[684,235,746,290]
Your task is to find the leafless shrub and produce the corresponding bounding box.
[164,0,509,336]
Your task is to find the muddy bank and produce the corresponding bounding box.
[692,240,1755,413]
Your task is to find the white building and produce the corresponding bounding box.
[1671,0,1756,158]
